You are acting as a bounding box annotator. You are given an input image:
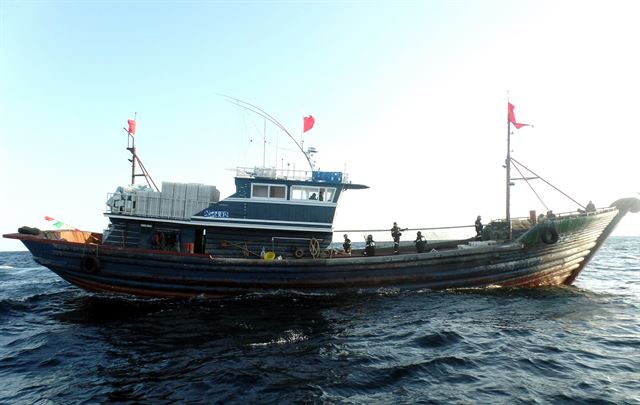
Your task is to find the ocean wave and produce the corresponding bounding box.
[0,240,639,403]
[413,331,463,348]
[248,329,309,348]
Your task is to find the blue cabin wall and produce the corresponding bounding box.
[194,175,345,225]
[103,171,359,257]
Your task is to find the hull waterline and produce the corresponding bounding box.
[5,198,639,299]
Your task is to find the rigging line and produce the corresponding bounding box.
[227,100,290,139]
[218,93,289,134]
[511,160,549,212]
[335,225,474,233]
[241,107,266,140]
[134,154,159,192]
[225,99,310,165]
[511,157,585,210]
[216,93,313,171]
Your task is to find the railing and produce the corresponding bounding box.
[334,224,476,244]
[236,166,349,183]
[510,205,617,223]
[334,206,617,243]
[236,167,312,181]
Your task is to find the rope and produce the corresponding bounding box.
[335,224,474,233]
[512,161,549,211]
[309,238,321,259]
[511,157,585,210]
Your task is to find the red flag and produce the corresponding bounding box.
[127,119,136,135]
[508,103,530,129]
[303,115,315,133]
[44,216,54,221]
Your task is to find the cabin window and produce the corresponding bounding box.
[252,184,269,198]
[152,229,181,252]
[251,183,287,199]
[270,185,286,199]
[291,186,336,202]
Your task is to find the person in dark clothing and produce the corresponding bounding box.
[364,234,376,256]
[586,200,596,212]
[390,222,407,254]
[475,216,483,237]
[343,234,352,255]
[415,231,427,253]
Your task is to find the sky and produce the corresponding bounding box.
[1,0,639,251]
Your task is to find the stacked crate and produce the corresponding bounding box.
[147,192,161,216]
[160,182,175,218]
[107,181,220,219]
[172,183,187,218]
[135,191,149,216]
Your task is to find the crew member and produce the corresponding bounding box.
[415,231,427,253]
[390,222,407,254]
[475,215,483,237]
[364,235,376,257]
[586,200,596,213]
[343,234,352,255]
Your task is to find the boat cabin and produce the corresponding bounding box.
[103,167,367,258]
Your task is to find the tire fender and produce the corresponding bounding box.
[81,256,101,273]
[541,223,559,244]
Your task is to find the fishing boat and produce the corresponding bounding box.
[4,102,639,298]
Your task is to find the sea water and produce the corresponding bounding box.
[0,237,639,404]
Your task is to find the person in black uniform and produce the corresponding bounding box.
[415,231,427,253]
[390,222,407,254]
[475,215,483,237]
[343,234,352,255]
[364,234,376,256]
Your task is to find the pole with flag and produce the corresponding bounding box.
[301,115,316,169]
[506,101,531,236]
[127,113,137,185]
[122,114,159,191]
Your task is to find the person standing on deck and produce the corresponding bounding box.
[586,200,596,212]
[390,222,407,254]
[415,231,427,253]
[475,216,483,237]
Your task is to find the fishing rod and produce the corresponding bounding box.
[215,93,314,171]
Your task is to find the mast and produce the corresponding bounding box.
[506,117,511,224]
[124,114,159,191]
[127,112,138,185]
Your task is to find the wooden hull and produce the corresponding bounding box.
[4,200,639,298]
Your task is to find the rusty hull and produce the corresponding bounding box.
[4,198,639,298]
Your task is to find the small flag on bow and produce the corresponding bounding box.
[44,216,79,231]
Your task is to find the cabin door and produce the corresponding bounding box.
[195,228,206,254]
